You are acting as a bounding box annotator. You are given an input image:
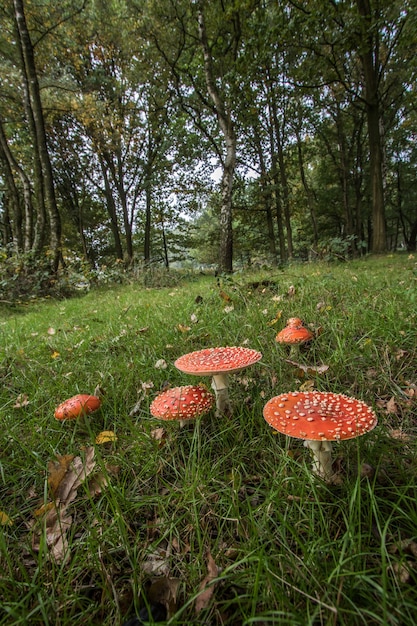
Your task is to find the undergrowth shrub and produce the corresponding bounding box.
[0,252,199,302]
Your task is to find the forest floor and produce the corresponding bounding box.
[1,253,416,625]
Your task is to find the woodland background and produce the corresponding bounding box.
[1,0,416,292]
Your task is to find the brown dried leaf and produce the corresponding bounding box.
[52,448,96,504]
[388,429,412,442]
[177,323,191,333]
[87,472,109,496]
[33,448,97,562]
[47,454,75,498]
[390,561,414,584]
[299,379,316,392]
[386,396,398,414]
[195,551,219,613]
[150,427,166,441]
[142,546,171,576]
[13,393,30,408]
[148,577,180,619]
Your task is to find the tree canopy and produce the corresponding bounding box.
[0,0,416,280]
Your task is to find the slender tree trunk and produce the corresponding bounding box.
[265,91,286,261]
[143,137,153,265]
[356,0,386,253]
[0,129,23,252]
[197,1,235,273]
[255,131,278,264]
[334,103,354,238]
[14,0,61,270]
[295,124,318,247]
[99,157,124,260]
[0,118,34,251]
[116,151,133,262]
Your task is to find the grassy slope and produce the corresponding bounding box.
[0,254,416,625]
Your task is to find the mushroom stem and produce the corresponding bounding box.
[211,373,231,416]
[304,440,333,481]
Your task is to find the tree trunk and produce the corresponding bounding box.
[14,0,61,270]
[356,0,386,253]
[197,1,235,273]
[0,117,34,251]
[0,127,23,252]
[99,157,124,260]
[295,123,318,247]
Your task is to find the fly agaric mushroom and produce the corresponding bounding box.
[54,394,101,420]
[174,346,262,416]
[276,317,313,355]
[150,385,214,427]
[263,391,377,481]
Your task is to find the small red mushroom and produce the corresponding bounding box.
[263,391,377,481]
[276,318,314,355]
[54,394,101,420]
[174,346,262,416]
[150,385,214,426]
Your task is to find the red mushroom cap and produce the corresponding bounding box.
[276,318,314,345]
[263,391,377,441]
[150,385,214,421]
[174,346,262,376]
[54,394,101,420]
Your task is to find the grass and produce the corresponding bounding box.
[0,253,416,625]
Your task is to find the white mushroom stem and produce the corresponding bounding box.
[304,440,333,481]
[211,373,232,416]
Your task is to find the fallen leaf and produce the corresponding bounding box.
[147,577,180,619]
[88,472,109,496]
[51,448,96,503]
[195,551,219,613]
[142,545,171,576]
[267,310,283,326]
[95,430,117,444]
[48,454,75,498]
[219,290,232,303]
[0,511,13,526]
[150,427,166,441]
[388,429,412,442]
[390,562,415,584]
[32,448,97,562]
[190,313,198,323]
[51,351,60,359]
[287,285,296,297]
[13,393,29,408]
[299,380,316,391]
[177,324,191,333]
[155,359,168,370]
[223,305,234,313]
[386,397,398,414]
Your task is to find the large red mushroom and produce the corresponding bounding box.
[263,391,377,481]
[150,385,214,427]
[174,346,262,416]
